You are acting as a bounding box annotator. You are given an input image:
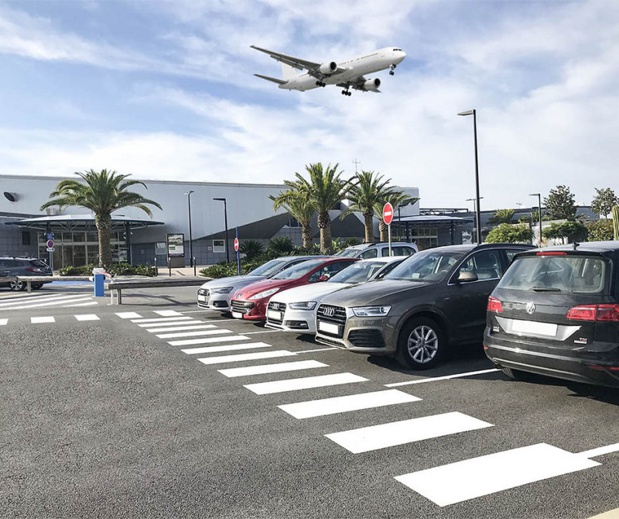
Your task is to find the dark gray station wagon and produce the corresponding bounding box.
[315,243,533,369]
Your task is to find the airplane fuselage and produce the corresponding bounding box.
[280,47,406,91]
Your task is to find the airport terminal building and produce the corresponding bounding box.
[0,174,468,269]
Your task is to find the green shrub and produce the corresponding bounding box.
[586,220,613,241]
[58,263,157,277]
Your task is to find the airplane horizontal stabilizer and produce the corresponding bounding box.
[254,73,287,85]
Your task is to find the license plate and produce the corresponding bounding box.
[512,320,558,337]
[198,295,207,302]
[318,321,339,335]
[267,310,282,321]
[232,311,243,319]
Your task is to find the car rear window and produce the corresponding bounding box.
[499,255,608,294]
[29,260,49,268]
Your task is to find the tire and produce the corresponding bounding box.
[9,280,25,291]
[32,283,43,290]
[396,317,447,370]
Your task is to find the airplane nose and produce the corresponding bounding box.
[397,50,406,63]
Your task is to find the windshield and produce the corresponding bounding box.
[271,258,325,280]
[337,247,364,258]
[498,255,608,294]
[328,261,388,284]
[247,258,291,277]
[385,250,464,282]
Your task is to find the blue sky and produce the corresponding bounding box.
[1,0,617,211]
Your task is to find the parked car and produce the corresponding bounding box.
[315,243,533,369]
[197,255,322,313]
[485,241,619,388]
[230,257,358,322]
[336,241,418,259]
[265,256,405,334]
[0,257,53,291]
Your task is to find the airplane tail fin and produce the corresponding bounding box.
[281,63,298,81]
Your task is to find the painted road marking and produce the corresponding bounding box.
[0,318,7,325]
[67,301,98,307]
[279,389,421,419]
[154,310,184,316]
[395,443,601,507]
[244,373,368,396]
[133,316,193,325]
[168,335,249,347]
[198,350,297,365]
[31,316,55,324]
[155,329,231,339]
[75,314,100,321]
[385,368,500,387]
[326,412,493,454]
[145,324,217,333]
[116,312,142,319]
[219,360,328,378]
[182,342,272,355]
[6,297,95,309]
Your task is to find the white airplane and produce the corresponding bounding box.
[250,45,406,96]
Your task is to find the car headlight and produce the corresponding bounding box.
[249,288,280,300]
[210,287,233,294]
[351,305,391,317]
[288,301,317,310]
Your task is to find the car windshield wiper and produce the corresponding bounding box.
[532,286,562,292]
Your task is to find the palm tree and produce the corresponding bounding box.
[293,163,355,254]
[341,170,395,243]
[270,187,315,249]
[376,191,419,242]
[40,169,162,267]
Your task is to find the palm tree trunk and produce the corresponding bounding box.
[364,212,374,242]
[95,214,113,267]
[301,223,313,249]
[379,219,388,242]
[318,211,332,254]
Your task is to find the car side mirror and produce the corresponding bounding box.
[456,270,478,283]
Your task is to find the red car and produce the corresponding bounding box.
[230,257,358,321]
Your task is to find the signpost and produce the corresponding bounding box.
[234,228,241,275]
[383,202,394,256]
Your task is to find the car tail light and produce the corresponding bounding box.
[536,251,567,256]
[487,296,503,313]
[25,267,41,273]
[567,304,619,322]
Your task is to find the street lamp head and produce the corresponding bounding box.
[528,193,540,197]
[458,109,475,116]
[184,190,194,196]
[213,197,226,202]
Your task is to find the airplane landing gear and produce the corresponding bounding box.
[389,63,397,76]
[315,80,326,87]
[341,89,352,96]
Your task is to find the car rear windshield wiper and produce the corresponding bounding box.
[532,286,562,292]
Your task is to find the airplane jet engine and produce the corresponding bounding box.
[363,78,381,91]
[319,62,337,74]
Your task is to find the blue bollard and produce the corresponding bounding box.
[93,273,105,297]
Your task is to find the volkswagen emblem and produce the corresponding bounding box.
[526,302,536,315]
[323,306,335,317]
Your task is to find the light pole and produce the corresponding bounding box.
[185,191,194,267]
[529,193,543,247]
[458,109,482,244]
[213,197,230,263]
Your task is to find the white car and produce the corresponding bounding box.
[265,256,405,334]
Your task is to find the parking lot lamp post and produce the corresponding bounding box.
[185,191,194,268]
[529,193,543,247]
[458,109,482,244]
[213,197,230,263]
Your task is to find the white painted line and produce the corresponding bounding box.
[245,373,368,395]
[297,347,338,354]
[137,319,197,328]
[154,310,184,316]
[31,316,55,324]
[326,412,493,454]
[579,443,619,459]
[156,329,231,339]
[0,318,7,325]
[279,389,421,419]
[241,329,279,335]
[133,316,193,324]
[75,314,100,321]
[219,360,328,378]
[182,342,272,355]
[7,297,95,309]
[0,294,77,306]
[116,312,142,319]
[198,350,297,365]
[395,443,599,507]
[145,324,216,333]
[67,301,98,307]
[385,368,500,387]
[168,335,249,346]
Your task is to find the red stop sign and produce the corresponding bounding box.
[234,237,239,251]
[382,202,394,225]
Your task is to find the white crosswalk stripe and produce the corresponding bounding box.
[182,342,273,355]
[244,373,368,395]
[154,310,184,316]
[0,294,97,310]
[116,312,142,319]
[168,335,250,347]
[219,360,328,378]
[75,314,100,321]
[31,316,55,324]
[325,412,493,454]
[198,350,297,365]
[145,324,216,333]
[156,328,231,339]
[0,318,7,325]
[133,316,194,325]
[278,389,421,419]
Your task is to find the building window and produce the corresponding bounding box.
[212,239,225,253]
[21,231,31,246]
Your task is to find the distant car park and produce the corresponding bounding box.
[0,257,53,291]
[336,241,418,259]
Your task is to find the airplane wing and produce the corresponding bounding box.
[250,45,346,79]
[254,73,287,85]
[337,76,381,93]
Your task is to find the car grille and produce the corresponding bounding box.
[348,329,386,349]
[316,304,347,338]
[267,301,286,325]
[231,300,254,314]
